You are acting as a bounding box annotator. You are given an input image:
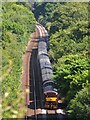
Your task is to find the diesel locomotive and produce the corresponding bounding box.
[36,22,60,109]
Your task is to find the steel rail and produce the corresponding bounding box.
[23,32,39,119]
[32,62,37,120]
[36,25,43,38]
[37,25,45,37]
[38,23,49,37]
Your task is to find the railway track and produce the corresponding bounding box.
[28,109,66,120]
[41,109,66,120]
[22,31,39,119]
[22,22,67,120]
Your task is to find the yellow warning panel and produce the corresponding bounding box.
[46,97,57,101]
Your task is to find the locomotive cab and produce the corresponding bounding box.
[43,81,59,109]
[44,91,59,109]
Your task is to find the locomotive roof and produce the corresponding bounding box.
[44,90,58,95]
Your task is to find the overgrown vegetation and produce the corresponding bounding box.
[34,2,89,120]
[2,2,36,118]
[2,2,89,119]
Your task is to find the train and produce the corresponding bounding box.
[36,22,60,109]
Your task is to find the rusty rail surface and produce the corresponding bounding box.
[22,31,39,118]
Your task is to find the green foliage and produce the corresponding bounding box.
[16,2,32,10]
[49,30,88,61]
[2,2,89,119]
[50,3,88,33]
[49,3,89,119]
[53,54,89,99]
[2,3,35,36]
[34,3,57,25]
[49,3,88,62]
[68,85,90,120]
[44,3,57,22]
[34,3,46,21]
[2,2,36,118]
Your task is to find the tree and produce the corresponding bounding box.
[2,2,36,118]
[53,54,89,101]
[68,85,90,120]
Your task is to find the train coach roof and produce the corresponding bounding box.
[40,64,52,70]
[39,38,48,42]
[42,68,53,75]
[38,41,47,45]
[38,50,48,55]
[38,46,47,50]
[43,80,54,85]
[42,74,53,82]
[40,56,50,62]
[41,66,52,70]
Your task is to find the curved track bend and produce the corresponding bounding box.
[22,23,67,120]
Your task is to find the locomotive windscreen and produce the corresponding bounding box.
[44,91,58,97]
